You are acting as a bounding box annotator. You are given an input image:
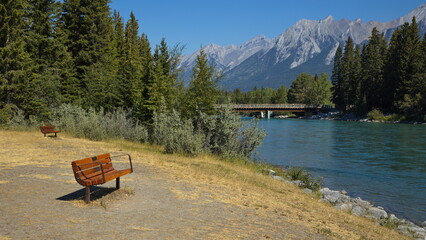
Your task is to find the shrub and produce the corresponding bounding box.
[151,106,266,158]
[152,108,203,156]
[286,166,323,191]
[50,104,148,142]
[367,109,384,121]
[193,108,266,159]
[0,104,19,124]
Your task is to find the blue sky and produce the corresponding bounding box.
[110,0,425,55]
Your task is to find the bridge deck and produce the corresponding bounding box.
[217,104,328,111]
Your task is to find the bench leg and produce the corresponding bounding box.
[85,186,90,204]
[116,177,120,189]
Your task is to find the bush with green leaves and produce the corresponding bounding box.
[151,108,204,156]
[367,109,403,122]
[50,104,148,142]
[193,107,266,159]
[286,166,323,191]
[367,109,385,121]
[151,105,266,158]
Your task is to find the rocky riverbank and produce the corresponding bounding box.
[267,169,426,240]
[306,111,426,124]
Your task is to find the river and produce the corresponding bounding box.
[256,118,426,224]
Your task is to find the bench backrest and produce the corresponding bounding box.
[71,153,113,183]
[40,125,56,133]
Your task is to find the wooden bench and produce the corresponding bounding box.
[71,153,133,203]
[40,125,61,137]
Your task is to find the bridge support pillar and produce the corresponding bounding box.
[260,111,265,118]
[266,110,272,119]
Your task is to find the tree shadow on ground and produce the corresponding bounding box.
[57,186,118,202]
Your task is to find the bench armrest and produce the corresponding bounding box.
[111,154,133,172]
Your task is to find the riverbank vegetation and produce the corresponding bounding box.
[219,72,333,106]
[332,17,426,121]
[0,0,266,159]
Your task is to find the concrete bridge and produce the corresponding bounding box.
[217,104,330,119]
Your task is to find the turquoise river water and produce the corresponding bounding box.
[256,119,426,224]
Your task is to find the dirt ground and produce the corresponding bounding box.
[0,130,407,240]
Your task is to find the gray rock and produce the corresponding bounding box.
[340,190,348,195]
[292,180,305,187]
[397,225,410,235]
[389,214,399,222]
[351,206,365,216]
[320,188,348,204]
[366,207,388,220]
[335,203,352,212]
[351,197,372,208]
[422,221,426,228]
[303,188,313,194]
[272,175,285,181]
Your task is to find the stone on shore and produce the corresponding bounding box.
[365,207,388,220]
[272,175,285,181]
[351,206,365,216]
[303,188,313,194]
[334,203,352,212]
[320,188,348,204]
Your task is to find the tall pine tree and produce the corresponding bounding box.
[184,49,220,119]
[359,27,387,113]
[0,0,34,116]
[331,46,344,110]
[62,0,118,108]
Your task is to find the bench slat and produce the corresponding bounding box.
[71,153,132,187]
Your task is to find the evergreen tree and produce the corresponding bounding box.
[135,33,152,121]
[310,73,333,105]
[288,73,313,103]
[384,17,422,114]
[338,37,361,111]
[145,39,180,115]
[359,28,387,113]
[25,0,76,117]
[331,46,344,109]
[183,49,220,119]
[62,0,118,108]
[396,18,424,116]
[121,12,143,108]
[0,0,33,115]
[272,85,288,104]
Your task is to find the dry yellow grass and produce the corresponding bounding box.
[0,130,409,240]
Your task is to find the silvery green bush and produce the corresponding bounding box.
[4,103,265,160]
[50,104,148,142]
[151,107,204,156]
[151,106,265,158]
[198,108,266,159]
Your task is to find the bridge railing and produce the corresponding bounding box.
[216,104,330,110]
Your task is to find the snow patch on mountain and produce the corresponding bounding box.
[179,35,273,71]
[179,3,426,90]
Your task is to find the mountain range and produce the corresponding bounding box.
[179,3,426,91]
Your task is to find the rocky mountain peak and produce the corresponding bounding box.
[179,3,426,91]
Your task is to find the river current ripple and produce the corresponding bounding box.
[256,118,426,224]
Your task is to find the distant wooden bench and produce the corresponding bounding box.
[71,153,133,203]
[40,125,61,137]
